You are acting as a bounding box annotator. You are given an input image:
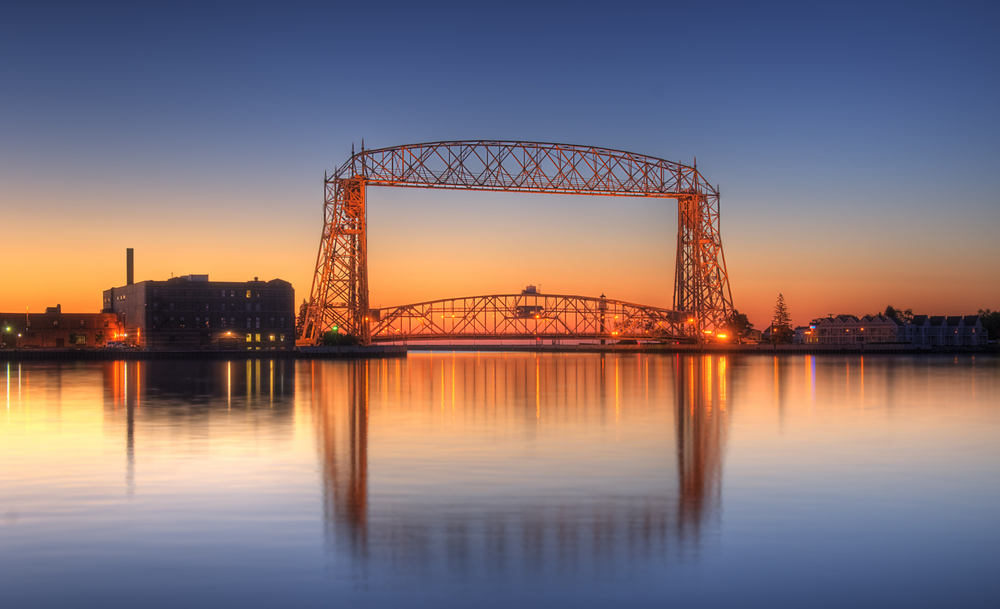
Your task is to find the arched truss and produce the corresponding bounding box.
[370,293,690,343]
[303,141,734,345]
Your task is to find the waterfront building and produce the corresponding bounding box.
[793,326,814,344]
[810,315,906,344]
[810,313,986,346]
[0,305,122,348]
[103,275,295,351]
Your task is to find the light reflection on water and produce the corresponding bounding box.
[1,354,998,608]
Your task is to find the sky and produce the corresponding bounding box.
[2,0,998,329]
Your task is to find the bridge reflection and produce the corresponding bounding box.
[308,353,731,575]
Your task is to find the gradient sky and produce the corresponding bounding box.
[2,1,998,329]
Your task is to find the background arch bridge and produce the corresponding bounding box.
[369,293,693,343]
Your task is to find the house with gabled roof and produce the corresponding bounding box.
[811,314,905,344]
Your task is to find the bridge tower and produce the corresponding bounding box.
[673,181,733,336]
[303,175,370,344]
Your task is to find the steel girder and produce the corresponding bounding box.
[368,293,692,342]
[304,141,734,345]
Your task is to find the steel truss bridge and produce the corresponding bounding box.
[371,293,688,342]
[303,141,734,345]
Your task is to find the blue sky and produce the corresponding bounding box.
[2,1,998,325]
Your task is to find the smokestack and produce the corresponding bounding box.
[127,248,134,285]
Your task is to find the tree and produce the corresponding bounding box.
[978,309,1000,341]
[883,305,913,323]
[295,299,309,340]
[771,294,793,344]
[727,309,754,342]
[321,330,360,346]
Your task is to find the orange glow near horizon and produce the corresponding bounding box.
[2,187,996,330]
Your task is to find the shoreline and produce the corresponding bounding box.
[0,343,995,360]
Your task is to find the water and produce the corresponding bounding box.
[1,354,998,608]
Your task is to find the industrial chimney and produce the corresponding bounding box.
[127,248,134,285]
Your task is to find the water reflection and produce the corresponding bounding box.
[3,355,999,606]
[101,359,296,496]
[309,353,731,579]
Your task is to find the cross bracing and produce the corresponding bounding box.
[369,293,692,343]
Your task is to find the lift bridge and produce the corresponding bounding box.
[302,141,734,345]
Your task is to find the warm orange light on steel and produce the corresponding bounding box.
[303,141,735,344]
[368,293,687,342]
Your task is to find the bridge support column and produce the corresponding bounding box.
[305,176,371,345]
[673,188,733,340]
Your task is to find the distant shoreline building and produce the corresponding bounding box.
[104,272,295,351]
[801,314,986,346]
[0,305,122,349]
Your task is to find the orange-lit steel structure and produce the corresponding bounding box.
[370,293,687,342]
[303,141,734,344]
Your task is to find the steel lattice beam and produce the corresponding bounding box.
[368,293,692,342]
[303,141,734,345]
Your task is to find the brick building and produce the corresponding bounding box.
[0,305,122,349]
[103,275,295,351]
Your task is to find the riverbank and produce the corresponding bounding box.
[1,343,994,360]
[0,345,407,361]
[405,343,995,355]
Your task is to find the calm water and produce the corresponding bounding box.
[1,354,998,608]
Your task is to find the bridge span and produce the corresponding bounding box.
[303,141,735,345]
[369,292,693,343]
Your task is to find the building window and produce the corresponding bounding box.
[169,303,175,311]
[268,335,275,342]
[270,317,275,328]
[280,334,285,342]
[255,303,260,311]
[255,333,261,343]
[220,317,226,328]
[79,320,85,327]
[246,303,251,311]
[246,333,252,342]
[255,317,260,329]
[246,290,251,298]
[280,317,285,326]
[246,318,251,328]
